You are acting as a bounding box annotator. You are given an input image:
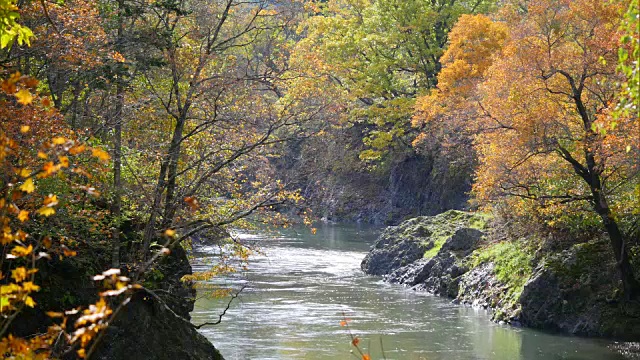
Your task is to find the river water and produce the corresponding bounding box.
[191,223,627,360]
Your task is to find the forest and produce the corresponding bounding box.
[0,0,638,358]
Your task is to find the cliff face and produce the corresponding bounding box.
[361,211,640,340]
[283,151,472,225]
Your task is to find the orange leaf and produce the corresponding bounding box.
[351,337,360,347]
[184,196,199,210]
[24,77,39,88]
[91,148,110,162]
[63,248,77,257]
[69,144,86,155]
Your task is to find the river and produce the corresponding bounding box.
[190,223,627,360]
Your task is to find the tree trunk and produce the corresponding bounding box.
[111,0,125,268]
[569,79,640,300]
[593,191,640,299]
[141,116,185,257]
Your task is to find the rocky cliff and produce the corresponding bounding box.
[361,210,640,340]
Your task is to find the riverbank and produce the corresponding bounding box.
[361,210,640,342]
[11,236,223,360]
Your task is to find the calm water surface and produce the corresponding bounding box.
[191,224,626,360]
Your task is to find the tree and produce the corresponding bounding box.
[417,0,640,298]
[412,14,507,169]
[118,0,316,257]
[290,0,494,161]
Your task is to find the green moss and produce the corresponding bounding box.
[418,210,492,259]
[423,233,450,259]
[470,241,534,308]
[469,213,492,230]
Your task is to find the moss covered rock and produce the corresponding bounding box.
[360,210,488,276]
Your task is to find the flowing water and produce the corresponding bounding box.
[191,224,627,360]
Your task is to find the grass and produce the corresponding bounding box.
[469,241,534,310]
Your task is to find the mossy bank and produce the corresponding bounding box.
[361,210,640,340]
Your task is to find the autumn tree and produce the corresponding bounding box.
[415,0,640,298]
[290,0,494,161]
[116,0,320,259]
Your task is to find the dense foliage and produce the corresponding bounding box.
[0,0,637,358]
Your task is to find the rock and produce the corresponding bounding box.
[92,292,223,360]
[388,258,434,285]
[441,228,484,255]
[360,220,432,276]
[363,211,640,341]
[93,244,224,359]
[14,239,224,360]
[363,211,487,299]
[456,262,505,309]
[387,154,472,221]
[518,241,640,339]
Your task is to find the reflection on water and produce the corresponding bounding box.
[191,224,625,360]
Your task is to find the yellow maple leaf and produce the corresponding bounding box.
[19,178,35,193]
[52,137,66,145]
[58,156,69,168]
[16,168,31,178]
[37,206,55,217]
[15,89,34,105]
[24,296,36,308]
[11,245,33,257]
[22,282,40,292]
[17,210,28,222]
[11,267,27,282]
[20,125,30,133]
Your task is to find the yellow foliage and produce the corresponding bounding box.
[91,148,110,162]
[11,267,28,282]
[36,206,55,217]
[18,178,35,193]
[15,89,33,105]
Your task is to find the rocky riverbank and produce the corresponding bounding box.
[361,210,640,341]
[12,239,223,360]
